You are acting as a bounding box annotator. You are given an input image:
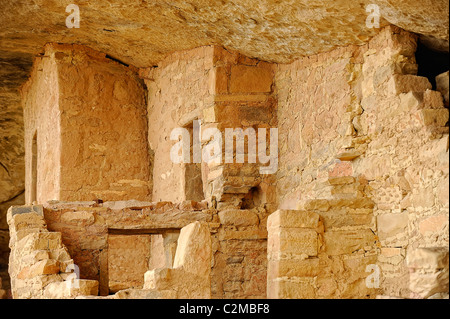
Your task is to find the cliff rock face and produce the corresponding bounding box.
[0,0,448,68]
[0,0,448,296]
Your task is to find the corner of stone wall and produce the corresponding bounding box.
[7,205,99,299]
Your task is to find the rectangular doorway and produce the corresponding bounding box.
[107,234,151,293]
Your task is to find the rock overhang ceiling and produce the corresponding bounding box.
[0,0,448,70]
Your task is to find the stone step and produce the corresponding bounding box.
[388,74,432,95]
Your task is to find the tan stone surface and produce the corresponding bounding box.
[436,71,449,107]
[1,19,448,301]
[173,222,212,277]
[7,207,99,298]
[141,221,212,299]
[107,234,151,293]
[22,44,151,203]
[1,1,448,70]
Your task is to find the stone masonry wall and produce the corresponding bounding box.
[355,27,449,298]
[272,25,448,298]
[141,47,216,203]
[7,205,98,299]
[141,46,278,298]
[21,51,61,204]
[21,44,151,204]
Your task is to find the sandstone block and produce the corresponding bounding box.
[399,91,423,112]
[12,228,48,245]
[230,65,273,93]
[173,221,211,277]
[418,108,449,127]
[267,210,320,229]
[9,212,46,231]
[388,74,432,95]
[418,215,448,236]
[406,247,449,270]
[44,279,99,299]
[409,270,449,299]
[267,278,315,299]
[17,259,60,279]
[320,208,373,230]
[217,227,267,240]
[336,150,361,161]
[21,250,50,267]
[377,213,408,240]
[61,211,95,226]
[436,71,449,107]
[202,105,218,123]
[323,229,376,256]
[423,90,444,109]
[218,209,259,227]
[268,258,320,278]
[268,227,318,258]
[16,232,63,252]
[215,66,228,94]
[327,176,356,185]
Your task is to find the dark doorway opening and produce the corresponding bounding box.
[415,41,449,90]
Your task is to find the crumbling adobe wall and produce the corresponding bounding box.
[272,25,449,298]
[21,44,151,204]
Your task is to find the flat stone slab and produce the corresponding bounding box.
[8,205,43,217]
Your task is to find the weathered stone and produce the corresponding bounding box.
[173,221,212,278]
[436,71,449,107]
[418,215,449,236]
[406,247,449,270]
[268,227,318,258]
[17,259,60,279]
[268,278,316,299]
[107,234,151,293]
[322,229,377,256]
[218,209,259,227]
[327,176,356,185]
[388,75,432,95]
[7,205,43,221]
[377,213,408,240]
[267,210,320,229]
[3,19,449,301]
[44,279,99,299]
[230,65,273,93]
[418,109,449,127]
[409,270,449,299]
[336,150,361,161]
[268,258,320,278]
[423,90,444,109]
